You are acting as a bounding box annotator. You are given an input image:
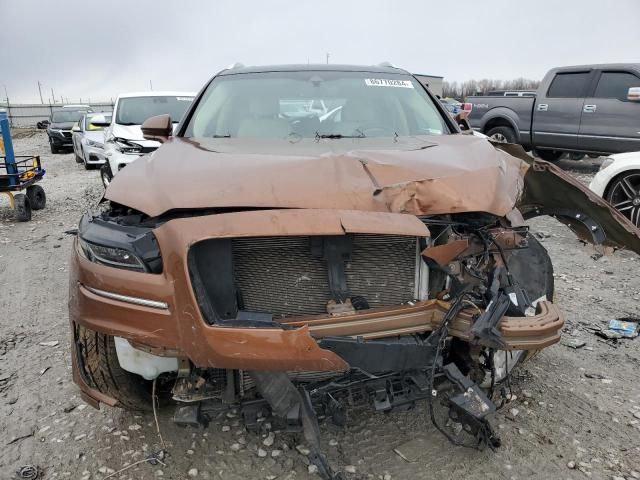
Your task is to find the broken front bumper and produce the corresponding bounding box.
[69,209,565,406]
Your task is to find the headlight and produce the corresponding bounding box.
[77,214,162,273]
[113,137,143,154]
[78,237,145,270]
[87,139,104,148]
[599,157,615,171]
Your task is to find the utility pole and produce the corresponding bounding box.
[37,81,44,104]
[326,52,330,64]
[3,85,8,103]
[51,88,56,104]
[149,80,153,91]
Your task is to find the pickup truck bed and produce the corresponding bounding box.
[467,63,640,161]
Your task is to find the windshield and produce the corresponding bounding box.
[185,71,450,139]
[51,110,84,123]
[115,96,194,126]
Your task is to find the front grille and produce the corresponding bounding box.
[232,234,417,319]
[61,131,72,138]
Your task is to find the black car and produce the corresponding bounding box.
[47,109,91,153]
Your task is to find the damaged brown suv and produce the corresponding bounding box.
[69,64,640,477]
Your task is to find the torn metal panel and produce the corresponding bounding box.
[283,299,564,350]
[497,143,640,255]
[154,208,430,242]
[421,229,528,266]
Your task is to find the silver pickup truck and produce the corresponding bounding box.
[467,64,640,161]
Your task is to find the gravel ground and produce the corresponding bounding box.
[1,131,639,480]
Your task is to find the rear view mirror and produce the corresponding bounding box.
[141,114,172,143]
[89,114,111,127]
[628,87,640,102]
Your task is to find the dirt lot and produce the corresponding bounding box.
[1,131,639,480]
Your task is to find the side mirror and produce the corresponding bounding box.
[72,125,81,133]
[454,111,471,131]
[89,114,111,127]
[141,114,172,142]
[628,87,640,102]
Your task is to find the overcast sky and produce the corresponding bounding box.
[1,0,639,103]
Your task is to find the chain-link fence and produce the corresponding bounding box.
[0,102,114,128]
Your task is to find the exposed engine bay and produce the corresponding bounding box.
[79,205,560,478]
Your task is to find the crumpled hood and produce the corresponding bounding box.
[105,134,527,218]
[111,124,147,142]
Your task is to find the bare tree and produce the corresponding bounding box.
[443,78,540,99]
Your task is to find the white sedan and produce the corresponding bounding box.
[590,152,640,227]
[72,113,112,169]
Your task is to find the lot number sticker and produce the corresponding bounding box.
[365,78,414,88]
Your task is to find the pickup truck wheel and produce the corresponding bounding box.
[76,324,160,411]
[606,171,640,227]
[534,149,563,162]
[486,126,516,144]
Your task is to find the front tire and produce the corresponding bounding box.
[50,140,59,154]
[486,126,517,144]
[76,324,155,411]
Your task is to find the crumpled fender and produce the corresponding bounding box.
[496,143,640,255]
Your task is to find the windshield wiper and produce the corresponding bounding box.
[118,122,138,126]
[212,134,231,138]
[315,131,365,140]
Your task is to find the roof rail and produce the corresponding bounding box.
[226,62,245,70]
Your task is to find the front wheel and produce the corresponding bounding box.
[50,140,59,154]
[101,164,113,188]
[486,126,517,144]
[75,324,156,411]
[534,149,563,162]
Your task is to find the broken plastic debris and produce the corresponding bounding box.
[393,437,430,462]
[561,338,586,349]
[607,319,639,338]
